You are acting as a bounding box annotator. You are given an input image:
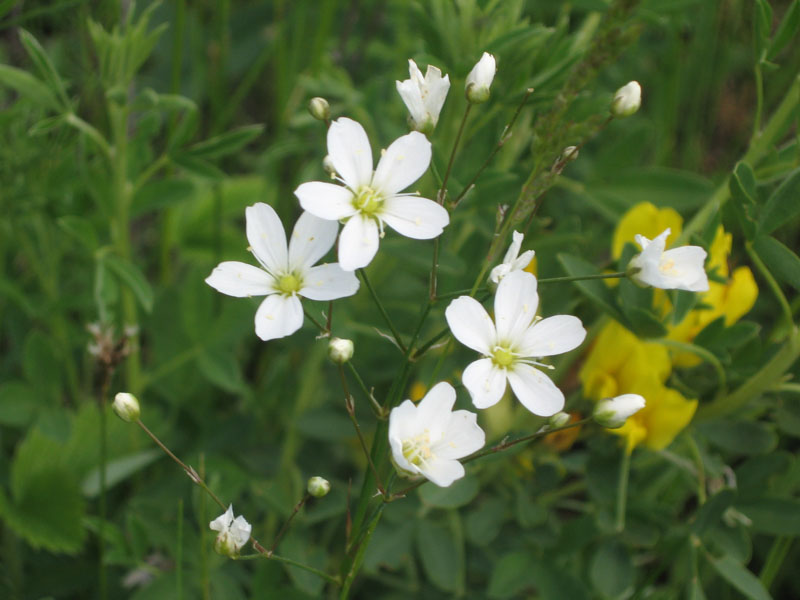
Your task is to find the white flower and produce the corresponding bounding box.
[489,230,535,284]
[396,59,450,133]
[628,228,709,292]
[205,203,359,341]
[328,337,354,364]
[594,394,646,429]
[294,118,449,271]
[112,392,140,423]
[611,81,641,117]
[209,505,252,557]
[465,52,496,103]
[445,271,586,417]
[389,381,485,487]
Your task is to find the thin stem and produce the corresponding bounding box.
[346,362,383,417]
[269,494,310,556]
[339,366,385,493]
[358,269,407,353]
[746,243,794,327]
[98,367,111,600]
[450,88,534,209]
[759,536,792,590]
[685,434,706,505]
[537,271,628,284]
[657,339,727,399]
[752,63,764,146]
[236,552,341,585]
[176,499,183,600]
[615,446,631,532]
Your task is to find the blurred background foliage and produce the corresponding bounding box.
[1,0,799,598]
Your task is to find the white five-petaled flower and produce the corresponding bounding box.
[209,505,252,557]
[294,118,449,271]
[628,228,709,292]
[465,52,496,103]
[396,59,450,134]
[205,203,359,341]
[446,271,586,417]
[389,381,485,487]
[489,230,535,284]
[594,394,646,429]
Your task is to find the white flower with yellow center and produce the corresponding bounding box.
[388,381,485,488]
[446,271,586,416]
[294,117,449,271]
[205,203,359,341]
[628,228,709,292]
[489,230,535,284]
[396,59,450,134]
[209,505,251,557]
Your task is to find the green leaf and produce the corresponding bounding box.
[81,450,161,497]
[557,253,627,324]
[170,154,225,179]
[692,489,735,536]
[186,124,264,159]
[752,235,800,292]
[487,552,536,599]
[590,540,634,598]
[0,381,41,427]
[0,64,59,110]
[197,348,246,393]
[466,497,505,546]
[728,162,759,240]
[416,518,462,593]
[132,179,195,216]
[419,475,479,509]
[767,0,800,60]
[698,420,777,455]
[735,497,800,535]
[58,215,98,252]
[708,554,773,600]
[753,0,773,60]
[758,167,800,234]
[18,29,70,109]
[102,254,154,313]
[689,580,708,600]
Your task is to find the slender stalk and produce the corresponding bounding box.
[746,242,794,327]
[537,271,628,284]
[752,63,764,145]
[615,446,631,532]
[339,366,385,494]
[176,499,183,600]
[236,552,341,585]
[346,362,383,417]
[98,369,110,600]
[358,269,407,353]
[269,494,310,556]
[759,536,792,590]
[685,434,706,505]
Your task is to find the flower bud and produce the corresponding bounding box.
[593,394,645,429]
[328,337,354,364]
[322,154,337,178]
[112,392,140,423]
[308,97,330,121]
[307,476,331,498]
[548,411,571,429]
[210,506,251,558]
[610,81,641,118]
[465,52,496,104]
[561,146,579,162]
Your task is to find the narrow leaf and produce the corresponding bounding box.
[709,555,773,600]
[0,64,59,110]
[752,235,800,292]
[758,167,800,234]
[18,29,70,109]
[102,255,154,313]
[186,124,264,159]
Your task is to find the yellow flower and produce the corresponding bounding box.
[612,202,683,260]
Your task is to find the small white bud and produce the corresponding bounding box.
[328,337,354,364]
[465,52,496,104]
[209,506,251,558]
[593,394,646,429]
[322,154,337,178]
[112,392,140,423]
[611,81,641,118]
[561,146,579,162]
[548,411,571,429]
[307,476,331,498]
[308,97,330,121]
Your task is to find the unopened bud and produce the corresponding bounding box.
[593,394,645,429]
[322,154,337,178]
[465,52,496,104]
[307,476,331,498]
[561,146,579,162]
[308,97,330,121]
[548,411,571,429]
[328,337,354,364]
[112,392,140,423]
[610,81,641,118]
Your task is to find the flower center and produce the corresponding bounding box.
[402,431,432,466]
[659,258,678,276]
[491,345,516,368]
[277,273,301,295]
[353,185,384,217]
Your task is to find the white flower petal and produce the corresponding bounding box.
[205,261,275,297]
[396,78,427,126]
[422,67,450,124]
[254,294,304,341]
[246,203,288,274]
[299,263,359,300]
[662,246,709,291]
[230,516,252,549]
[421,457,465,488]
[519,315,586,358]
[371,131,431,196]
[416,382,456,440]
[462,358,507,409]
[294,181,357,221]
[288,211,339,271]
[506,363,564,417]
[432,410,485,459]
[327,118,373,189]
[381,196,449,239]
[389,400,420,451]
[503,231,524,264]
[511,249,535,271]
[494,271,539,343]
[338,214,380,271]
[445,296,496,354]
[209,505,234,532]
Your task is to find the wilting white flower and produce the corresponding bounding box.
[396,59,450,134]
[465,52,496,103]
[328,337,354,364]
[611,81,641,117]
[446,271,586,416]
[307,476,331,498]
[389,381,485,487]
[205,203,359,341]
[294,118,449,271]
[489,230,535,284]
[628,228,709,292]
[209,505,252,557]
[594,394,646,429]
[112,392,140,423]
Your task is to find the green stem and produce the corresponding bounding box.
[752,63,764,145]
[98,373,109,600]
[176,499,183,600]
[685,434,706,505]
[615,446,631,532]
[269,494,310,555]
[236,552,341,585]
[339,366,385,493]
[746,242,794,327]
[759,536,793,590]
[538,271,628,284]
[657,339,727,398]
[358,269,407,353]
